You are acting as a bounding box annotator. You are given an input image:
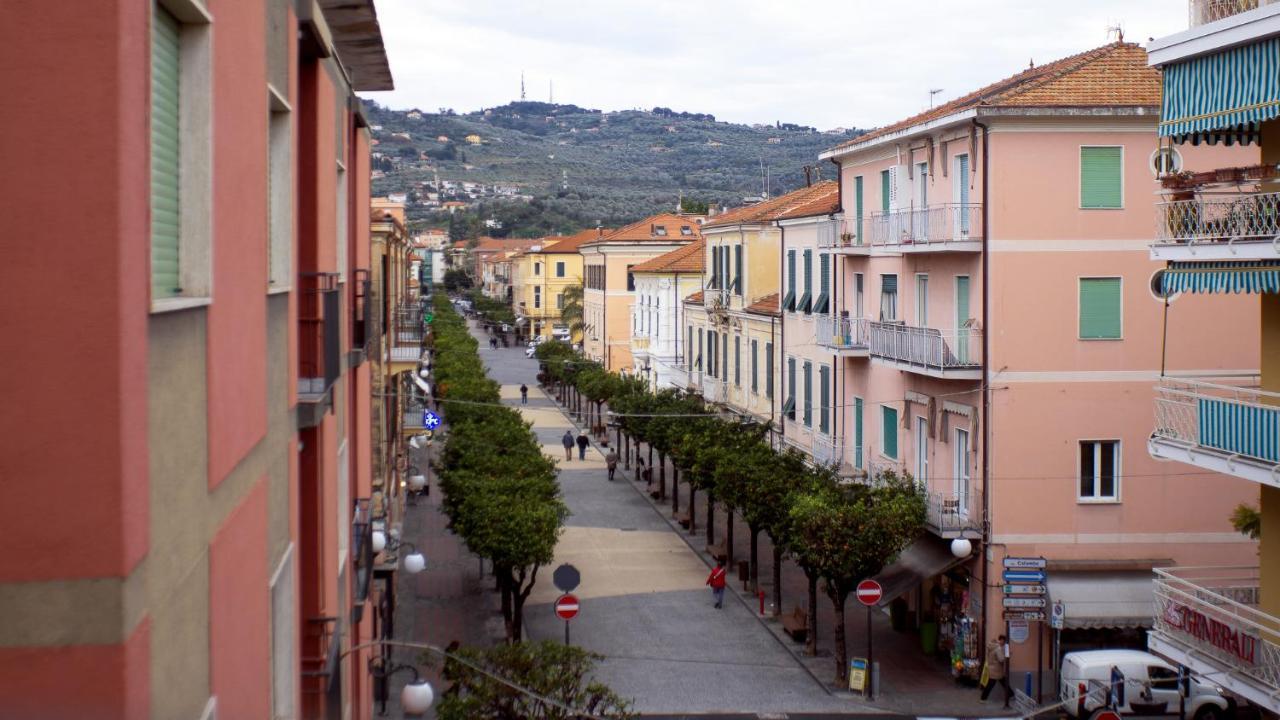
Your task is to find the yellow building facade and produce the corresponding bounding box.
[512,229,597,338]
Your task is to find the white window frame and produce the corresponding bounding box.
[1149,146,1182,178]
[1078,144,1125,210]
[1078,438,1122,503]
[555,260,566,277]
[336,161,348,282]
[534,285,541,309]
[915,273,928,327]
[954,428,971,517]
[915,415,929,486]
[855,272,864,318]
[267,87,293,293]
[880,404,898,459]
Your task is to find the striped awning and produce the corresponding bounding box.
[1160,37,1280,143]
[1162,260,1280,294]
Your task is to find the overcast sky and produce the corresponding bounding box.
[363,0,1184,131]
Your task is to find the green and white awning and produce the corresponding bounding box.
[1160,37,1279,145]
[1162,260,1280,294]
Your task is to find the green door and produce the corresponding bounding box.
[955,276,971,363]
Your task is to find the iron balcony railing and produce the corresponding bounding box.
[1190,0,1276,26]
[816,315,870,351]
[923,488,982,536]
[1152,566,1279,695]
[815,217,868,249]
[1155,190,1280,247]
[390,302,426,363]
[869,204,983,248]
[812,434,843,468]
[1153,376,1280,471]
[869,322,982,371]
[701,375,729,404]
[299,273,341,400]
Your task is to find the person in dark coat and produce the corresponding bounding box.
[576,431,589,460]
[561,431,574,461]
[520,384,529,404]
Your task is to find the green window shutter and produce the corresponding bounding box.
[855,176,864,244]
[787,358,796,409]
[802,361,812,426]
[1080,147,1122,209]
[151,5,182,298]
[800,250,812,313]
[751,339,758,392]
[819,366,830,433]
[766,343,774,398]
[734,335,741,386]
[881,170,891,213]
[734,244,743,295]
[815,253,830,314]
[882,406,898,459]
[1079,278,1122,339]
[784,250,796,311]
[854,398,864,469]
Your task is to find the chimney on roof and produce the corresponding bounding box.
[803,166,812,187]
[596,222,603,238]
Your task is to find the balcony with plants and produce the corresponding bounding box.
[815,314,870,356]
[1154,164,1280,261]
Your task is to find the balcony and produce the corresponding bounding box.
[923,488,982,539]
[869,204,983,252]
[1152,190,1280,261]
[815,315,870,356]
[1150,376,1280,487]
[1149,566,1280,713]
[817,218,873,254]
[869,322,982,380]
[298,273,341,429]
[700,375,729,405]
[389,302,427,367]
[813,434,844,468]
[1189,0,1278,26]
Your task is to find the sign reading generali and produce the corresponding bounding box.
[1164,602,1259,665]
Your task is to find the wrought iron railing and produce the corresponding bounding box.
[816,315,870,350]
[812,434,843,467]
[869,322,982,371]
[1153,376,1280,469]
[869,204,983,248]
[1189,0,1275,26]
[299,273,341,399]
[1155,190,1280,246]
[390,302,426,363]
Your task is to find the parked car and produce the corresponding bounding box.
[1060,650,1231,720]
[551,326,571,341]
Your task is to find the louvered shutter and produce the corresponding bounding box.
[854,176,864,244]
[883,406,898,459]
[1079,278,1122,339]
[1080,147,1123,208]
[819,366,830,433]
[880,170,891,214]
[151,5,182,298]
[854,398,864,469]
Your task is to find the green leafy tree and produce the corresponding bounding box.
[444,268,473,292]
[559,284,586,342]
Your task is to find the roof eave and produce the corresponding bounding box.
[821,108,978,160]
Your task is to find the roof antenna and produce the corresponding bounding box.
[520,71,526,100]
[1106,24,1123,43]
[803,166,812,187]
[929,88,944,109]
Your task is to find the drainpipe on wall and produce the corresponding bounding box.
[973,117,992,657]
[830,157,845,452]
[778,222,786,450]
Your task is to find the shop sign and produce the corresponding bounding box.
[1163,602,1258,665]
[1003,596,1047,609]
[1003,557,1047,569]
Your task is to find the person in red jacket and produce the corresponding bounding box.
[706,558,727,609]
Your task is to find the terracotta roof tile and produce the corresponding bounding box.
[587,213,703,244]
[540,228,612,253]
[829,42,1158,153]
[703,181,838,227]
[684,290,704,305]
[632,239,706,273]
[744,293,780,316]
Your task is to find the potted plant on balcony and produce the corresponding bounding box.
[840,230,854,246]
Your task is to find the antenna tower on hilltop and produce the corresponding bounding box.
[520,71,526,100]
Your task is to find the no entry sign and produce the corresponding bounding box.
[856,579,882,607]
[554,593,580,620]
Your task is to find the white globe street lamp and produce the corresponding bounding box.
[950,537,973,559]
[403,551,426,574]
[371,530,387,554]
[401,680,434,715]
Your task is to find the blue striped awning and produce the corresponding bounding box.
[1199,397,1280,463]
[1162,261,1280,294]
[1160,37,1280,143]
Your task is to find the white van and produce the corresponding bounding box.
[1060,650,1231,720]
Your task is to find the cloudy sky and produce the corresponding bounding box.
[363,0,1184,130]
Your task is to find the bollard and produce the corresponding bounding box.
[758,590,765,616]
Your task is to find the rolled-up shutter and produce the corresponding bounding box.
[1079,278,1122,339]
[151,5,181,298]
[1080,147,1122,209]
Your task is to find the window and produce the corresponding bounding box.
[916,274,928,326]
[555,261,566,277]
[799,250,813,313]
[733,335,741,386]
[267,102,292,291]
[1081,146,1123,209]
[751,339,759,393]
[734,244,743,295]
[765,343,774,399]
[688,326,694,370]
[626,265,635,292]
[854,176,864,244]
[681,225,693,236]
[697,328,703,369]
[1079,277,1122,339]
[785,357,797,419]
[880,274,898,321]
[802,361,813,427]
[915,416,929,484]
[1150,147,1182,178]
[533,286,541,309]
[535,262,542,276]
[151,4,182,300]
[556,293,564,309]
[815,254,830,314]
[710,246,719,288]
[854,397,864,469]
[708,331,717,377]
[916,161,928,207]
[783,250,797,311]
[336,164,348,280]
[880,169,892,213]
[1079,440,1120,501]
[1149,666,1179,691]
[882,406,898,459]
[722,336,728,382]
[955,428,970,509]
[855,273,864,318]
[654,225,667,236]
[819,365,830,434]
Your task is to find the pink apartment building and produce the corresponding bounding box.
[791,42,1260,685]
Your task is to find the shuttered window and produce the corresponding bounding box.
[734,335,741,386]
[854,397,864,469]
[818,365,830,434]
[783,250,796,311]
[814,254,830,314]
[1079,277,1122,339]
[854,176,864,244]
[1080,147,1123,209]
[151,5,182,298]
[882,406,898,459]
[802,361,813,427]
[880,169,891,213]
[751,339,759,393]
[765,343,774,399]
[734,244,743,295]
[799,250,812,314]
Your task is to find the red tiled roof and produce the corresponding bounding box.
[541,228,612,253]
[473,237,541,253]
[744,293,780,316]
[684,290,705,305]
[829,42,1159,153]
[631,239,706,273]
[703,181,838,227]
[587,213,702,244]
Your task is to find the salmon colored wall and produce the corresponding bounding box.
[0,0,150,580]
[288,5,300,409]
[209,478,271,720]
[0,619,150,720]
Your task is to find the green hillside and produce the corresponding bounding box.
[366,101,861,237]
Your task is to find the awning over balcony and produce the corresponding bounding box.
[1161,261,1280,294]
[871,535,967,608]
[1159,37,1278,144]
[1047,571,1154,629]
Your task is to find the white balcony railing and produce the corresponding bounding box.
[869,322,982,372]
[701,375,729,404]
[813,434,843,468]
[1156,191,1280,247]
[1190,0,1277,26]
[816,315,870,351]
[817,217,869,249]
[869,204,983,248]
[1151,566,1280,708]
[923,488,982,537]
[1152,376,1280,474]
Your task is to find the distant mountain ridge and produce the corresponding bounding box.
[366,100,861,237]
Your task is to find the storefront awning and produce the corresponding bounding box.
[871,535,967,608]
[1160,37,1279,145]
[1047,571,1154,630]
[1162,261,1280,294]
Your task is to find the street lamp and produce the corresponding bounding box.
[368,659,434,716]
[950,537,973,559]
[372,531,427,575]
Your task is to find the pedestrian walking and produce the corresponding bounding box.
[605,449,618,481]
[489,337,497,350]
[576,431,589,460]
[706,558,727,609]
[979,634,1012,707]
[520,384,528,405]
[561,431,574,461]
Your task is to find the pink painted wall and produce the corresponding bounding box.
[0,0,150,581]
[209,478,271,720]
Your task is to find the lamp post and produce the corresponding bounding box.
[371,531,427,575]
[368,658,434,716]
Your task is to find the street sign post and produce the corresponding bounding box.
[552,563,581,593]
[555,593,579,645]
[1003,584,1046,595]
[1003,569,1046,583]
[1003,596,1047,608]
[856,579,881,700]
[1004,557,1048,569]
[1050,601,1066,630]
[856,580,883,606]
[1004,610,1047,621]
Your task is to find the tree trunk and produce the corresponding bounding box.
[805,570,819,657]
[725,508,734,565]
[688,486,696,533]
[511,564,540,644]
[771,543,783,617]
[658,452,667,500]
[706,493,715,546]
[831,589,850,687]
[648,444,653,469]
[499,568,515,643]
[749,526,760,593]
[671,466,680,514]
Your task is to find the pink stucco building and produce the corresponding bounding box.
[796,42,1260,685]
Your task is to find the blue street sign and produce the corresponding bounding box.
[423,410,442,430]
[1003,569,1046,583]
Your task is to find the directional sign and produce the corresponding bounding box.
[1004,596,1048,608]
[552,563,581,593]
[1003,569,1046,584]
[554,594,580,620]
[1004,610,1047,622]
[1004,557,1048,569]
[422,410,442,430]
[1003,584,1046,595]
[856,579,883,607]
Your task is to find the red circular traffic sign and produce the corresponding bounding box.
[856,579,882,606]
[1090,710,1121,720]
[554,593,580,620]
